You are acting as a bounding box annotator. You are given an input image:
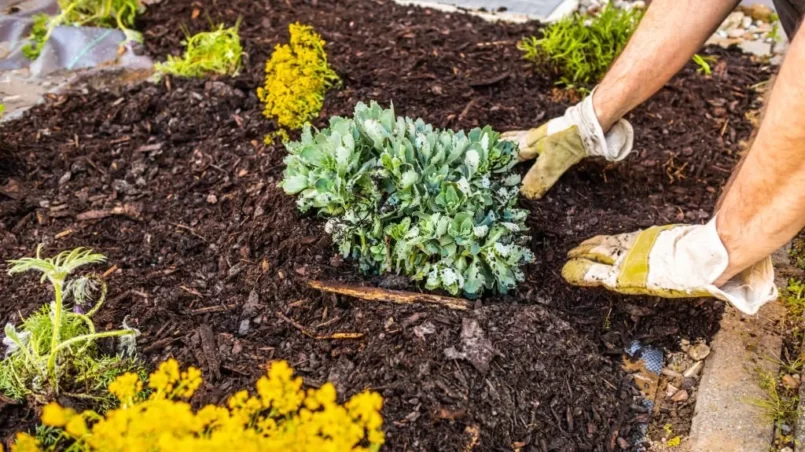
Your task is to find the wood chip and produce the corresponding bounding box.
[102,265,119,278]
[308,280,472,310]
[54,229,73,239]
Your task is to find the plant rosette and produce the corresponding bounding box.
[281,101,534,298]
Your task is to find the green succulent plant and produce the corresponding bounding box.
[281,102,534,297]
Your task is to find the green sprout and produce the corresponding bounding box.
[21,0,142,60]
[0,103,5,117]
[154,21,243,79]
[692,54,717,75]
[0,246,141,405]
[519,5,643,89]
[520,7,725,89]
[768,13,782,43]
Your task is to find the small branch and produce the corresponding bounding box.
[276,311,363,340]
[307,280,472,310]
[76,203,141,221]
[190,304,237,315]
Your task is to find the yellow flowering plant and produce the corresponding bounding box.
[12,359,385,451]
[257,23,340,142]
[0,247,141,405]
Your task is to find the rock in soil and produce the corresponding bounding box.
[688,343,711,361]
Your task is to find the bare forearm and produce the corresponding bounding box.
[594,0,740,130]
[715,29,805,285]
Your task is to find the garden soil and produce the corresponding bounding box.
[0,0,773,450]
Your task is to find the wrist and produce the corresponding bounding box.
[713,213,750,286]
[591,88,620,133]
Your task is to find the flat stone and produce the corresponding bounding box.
[739,40,773,56]
[688,302,785,451]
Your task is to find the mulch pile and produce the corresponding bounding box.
[0,0,773,449]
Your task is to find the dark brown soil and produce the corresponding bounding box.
[0,0,773,450]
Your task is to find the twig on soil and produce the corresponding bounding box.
[458,99,478,122]
[469,72,510,88]
[190,304,237,315]
[102,265,119,278]
[170,223,208,242]
[276,311,363,340]
[54,228,73,239]
[307,280,472,310]
[76,203,142,221]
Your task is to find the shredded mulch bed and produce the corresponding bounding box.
[0,0,773,449]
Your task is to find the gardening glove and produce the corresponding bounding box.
[562,217,778,315]
[501,89,634,200]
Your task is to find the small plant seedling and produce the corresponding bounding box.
[519,5,643,89]
[520,7,726,89]
[21,0,143,60]
[258,22,340,142]
[154,21,243,79]
[781,278,805,316]
[692,54,717,75]
[281,102,533,298]
[0,247,141,406]
[0,103,5,116]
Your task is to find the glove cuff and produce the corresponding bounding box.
[700,216,779,314]
[565,88,634,162]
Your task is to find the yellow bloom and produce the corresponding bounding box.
[10,433,39,452]
[108,372,142,406]
[41,402,72,427]
[20,359,384,451]
[258,23,339,142]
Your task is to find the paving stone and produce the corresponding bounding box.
[688,302,785,451]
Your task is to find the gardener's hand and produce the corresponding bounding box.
[501,90,634,199]
[561,218,778,315]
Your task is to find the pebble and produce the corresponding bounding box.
[238,318,250,336]
[727,28,745,39]
[683,361,704,378]
[670,389,689,402]
[688,343,711,361]
[665,383,680,398]
[781,424,793,435]
[781,446,794,452]
[781,374,800,390]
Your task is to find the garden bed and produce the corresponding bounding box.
[0,0,772,449]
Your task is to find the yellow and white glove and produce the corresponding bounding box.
[562,218,778,315]
[502,90,634,199]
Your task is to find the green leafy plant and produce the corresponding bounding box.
[0,247,141,406]
[519,5,642,89]
[782,278,805,316]
[520,7,718,89]
[281,102,534,297]
[22,13,50,60]
[692,54,717,75]
[154,22,243,79]
[21,0,142,60]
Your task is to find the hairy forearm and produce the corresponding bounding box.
[715,29,805,285]
[593,0,740,130]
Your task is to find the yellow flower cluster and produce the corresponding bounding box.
[12,360,384,452]
[257,23,340,142]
